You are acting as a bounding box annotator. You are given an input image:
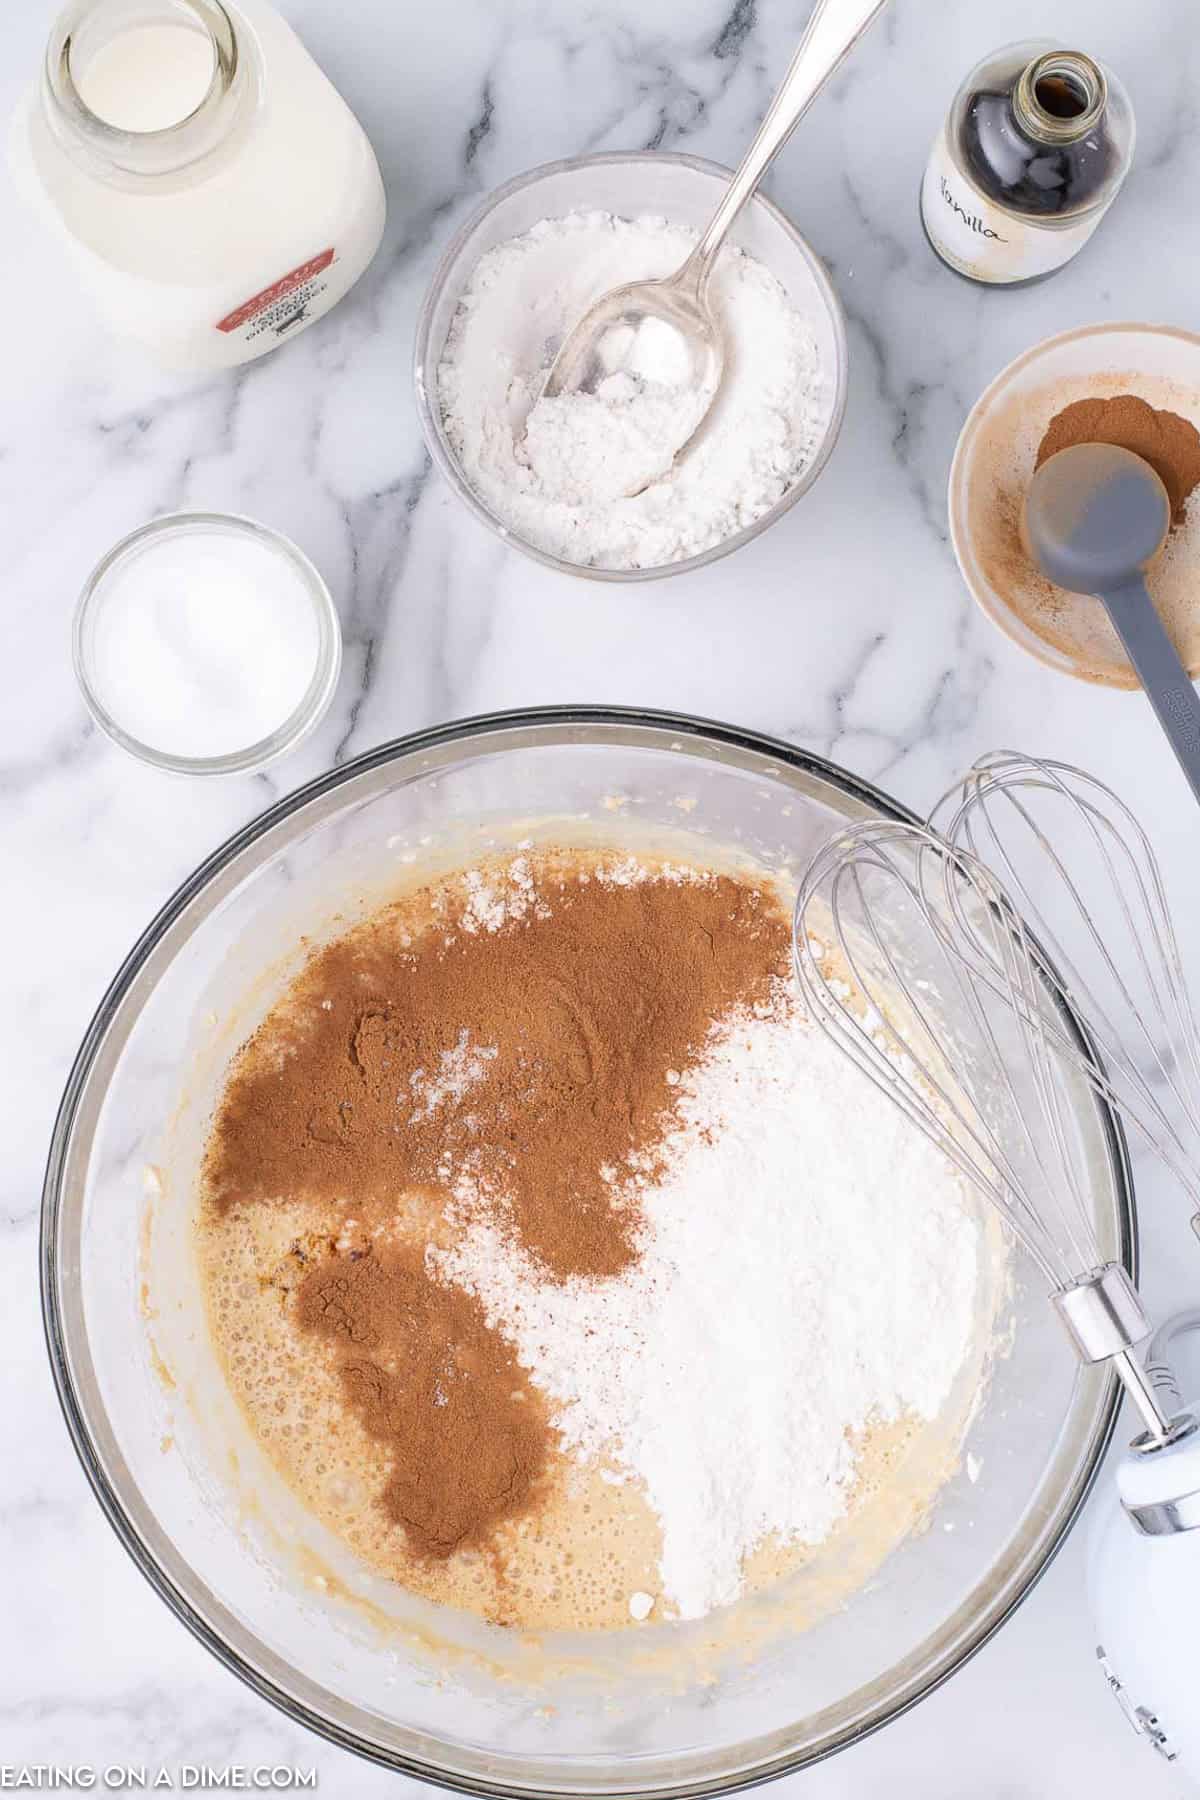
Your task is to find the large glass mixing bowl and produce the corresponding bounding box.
[41,709,1131,1795]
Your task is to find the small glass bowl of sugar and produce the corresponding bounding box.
[74,512,341,774]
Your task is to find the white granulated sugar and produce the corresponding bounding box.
[439,980,981,1621]
[437,211,829,570]
[84,523,323,761]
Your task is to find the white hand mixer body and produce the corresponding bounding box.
[1088,1310,1200,1774]
[1089,1427,1200,1769]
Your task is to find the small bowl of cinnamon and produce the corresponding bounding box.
[949,322,1200,688]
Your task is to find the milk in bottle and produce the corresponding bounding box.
[15,0,387,367]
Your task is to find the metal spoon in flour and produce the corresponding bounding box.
[539,0,889,459]
[1024,441,1200,806]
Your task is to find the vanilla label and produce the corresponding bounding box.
[920,127,1103,284]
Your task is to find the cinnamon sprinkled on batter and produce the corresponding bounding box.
[205,861,786,1280]
[202,855,788,1569]
[295,1242,554,1560]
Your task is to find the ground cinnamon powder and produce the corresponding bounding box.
[203,858,787,1563]
[206,862,787,1280]
[295,1242,553,1560]
[1037,393,1200,526]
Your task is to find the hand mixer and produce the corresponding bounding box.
[926,750,1200,1774]
[794,804,1200,1777]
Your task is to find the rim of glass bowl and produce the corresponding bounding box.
[40,706,1132,1797]
[412,153,850,584]
[72,511,343,775]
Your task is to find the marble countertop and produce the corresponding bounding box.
[4,0,1200,1792]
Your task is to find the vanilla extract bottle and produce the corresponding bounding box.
[920,42,1134,286]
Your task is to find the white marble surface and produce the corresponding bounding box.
[4,0,1200,1792]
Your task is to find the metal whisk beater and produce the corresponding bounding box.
[794,816,1182,1445]
[931,752,1200,1244]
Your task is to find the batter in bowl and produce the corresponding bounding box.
[198,846,987,1634]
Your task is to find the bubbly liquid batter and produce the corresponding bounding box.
[197,848,987,1635]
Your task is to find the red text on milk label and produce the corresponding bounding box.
[217,249,337,342]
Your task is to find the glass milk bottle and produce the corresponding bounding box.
[920,43,1134,286]
[14,0,386,367]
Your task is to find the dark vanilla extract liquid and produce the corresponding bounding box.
[920,45,1133,285]
[960,80,1115,218]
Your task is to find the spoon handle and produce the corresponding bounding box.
[686,0,889,290]
[1100,578,1200,807]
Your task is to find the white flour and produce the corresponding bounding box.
[457,853,703,934]
[437,211,828,570]
[438,980,982,1621]
[523,313,712,504]
[409,1029,497,1121]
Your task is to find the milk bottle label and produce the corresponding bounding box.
[216,247,337,342]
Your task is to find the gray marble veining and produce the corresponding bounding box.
[3,0,1199,1793]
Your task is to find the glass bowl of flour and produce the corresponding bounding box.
[44,708,1129,1794]
[414,155,848,580]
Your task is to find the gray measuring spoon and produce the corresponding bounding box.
[1024,442,1200,805]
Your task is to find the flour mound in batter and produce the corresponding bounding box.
[198,848,985,1633]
